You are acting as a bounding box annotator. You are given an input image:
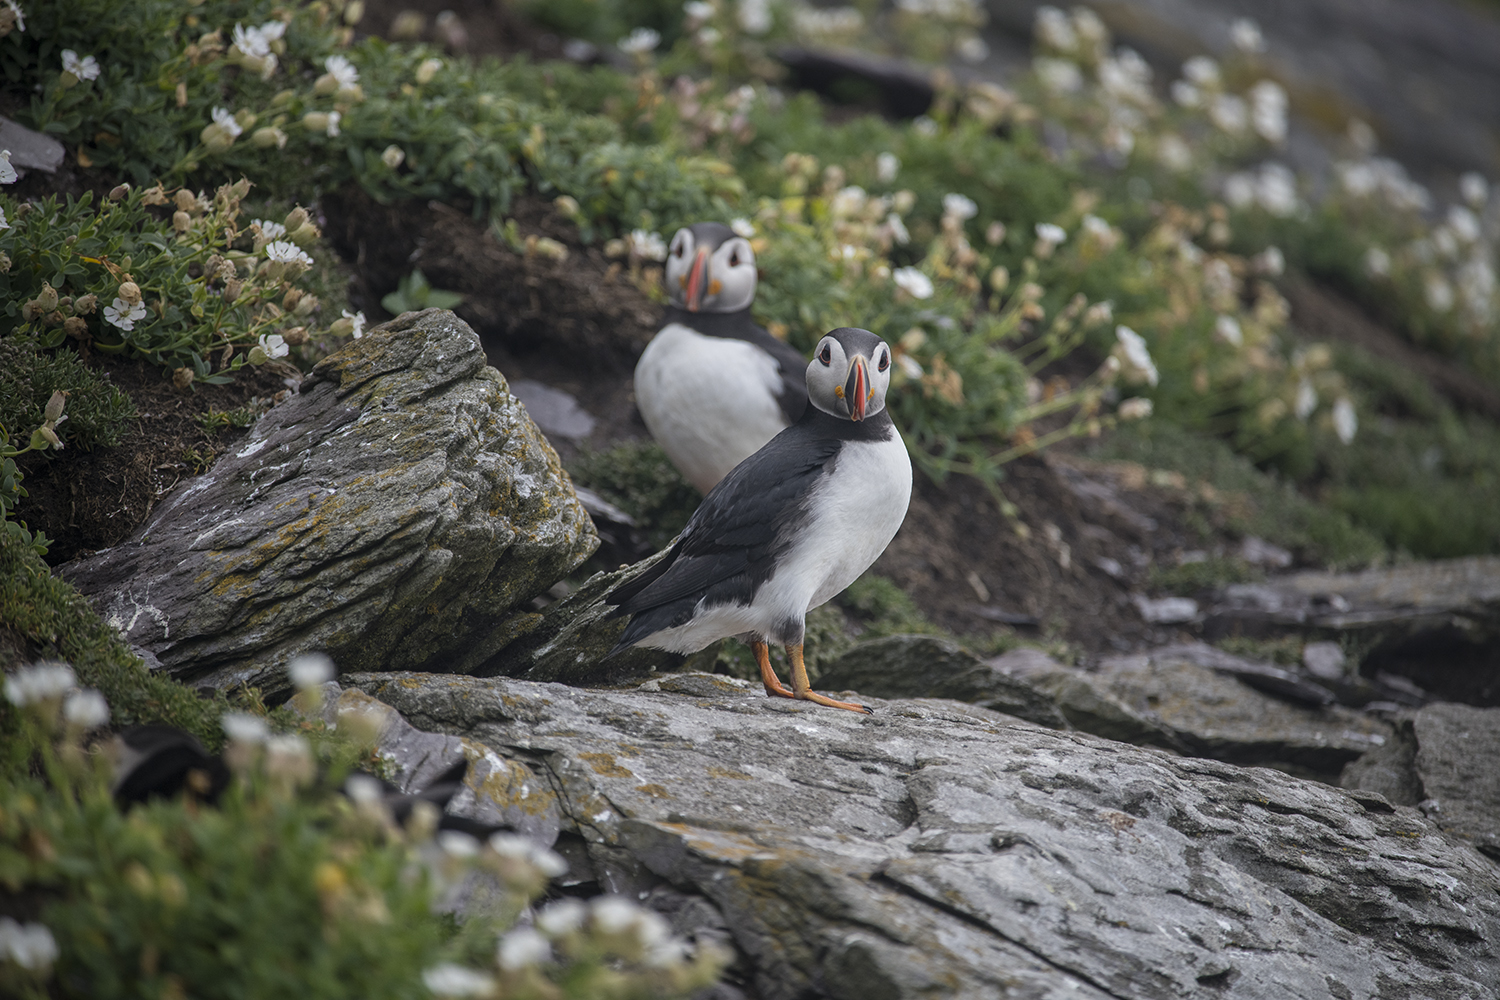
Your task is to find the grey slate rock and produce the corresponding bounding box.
[0,116,66,173]
[63,309,597,696]
[346,670,1500,1000]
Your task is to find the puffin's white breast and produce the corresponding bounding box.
[635,324,789,494]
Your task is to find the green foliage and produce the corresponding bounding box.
[568,440,700,550]
[837,574,945,639]
[1148,556,1263,596]
[196,404,258,434]
[1215,634,1305,667]
[380,268,463,315]
[0,185,347,380]
[0,530,230,748]
[0,340,135,451]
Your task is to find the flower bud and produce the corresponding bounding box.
[44,390,69,423]
[173,210,193,233]
[554,195,580,218]
[314,72,340,96]
[223,278,243,304]
[989,266,1010,292]
[201,122,235,153]
[35,426,64,450]
[175,189,197,213]
[283,289,303,312]
[173,367,195,389]
[248,345,269,365]
[345,0,366,23]
[380,145,405,169]
[37,283,60,311]
[288,221,321,246]
[109,184,131,202]
[302,111,332,133]
[282,326,309,345]
[329,316,354,337]
[252,126,288,149]
[44,310,65,327]
[0,252,10,273]
[892,190,916,214]
[118,281,142,305]
[64,316,89,339]
[416,58,442,85]
[294,294,318,317]
[230,178,253,200]
[284,207,309,231]
[72,293,98,315]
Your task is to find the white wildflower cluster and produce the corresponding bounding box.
[228,20,285,79]
[1112,325,1158,386]
[618,27,660,55]
[5,661,110,730]
[628,229,668,261]
[1223,162,1299,218]
[792,5,863,38]
[0,917,58,972]
[60,49,100,83]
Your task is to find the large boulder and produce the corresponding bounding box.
[346,671,1500,999]
[63,310,597,695]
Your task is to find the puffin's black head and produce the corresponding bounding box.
[806,327,892,422]
[665,222,757,313]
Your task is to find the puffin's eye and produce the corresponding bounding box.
[878,349,889,372]
[672,239,686,258]
[729,249,740,267]
[818,343,832,366]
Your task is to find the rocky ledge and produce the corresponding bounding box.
[343,670,1500,1000]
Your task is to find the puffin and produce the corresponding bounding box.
[608,327,912,714]
[635,222,809,493]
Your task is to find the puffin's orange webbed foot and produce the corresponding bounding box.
[753,640,795,699]
[786,643,874,715]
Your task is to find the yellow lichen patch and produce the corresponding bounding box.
[463,741,559,817]
[398,677,424,688]
[578,752,634,778]
[614,743,645,758]
[634,784,673,799]
[707,764,754,781]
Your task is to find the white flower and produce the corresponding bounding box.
[885,212,910,245]
[830,185,867,218]
[258,20,287,42]
[629,229,667,261]
[63,689,109,728]
[1114,325,1158,386]
[258,332,290,359]
[1034,6,1077,52]
[325,54,359,86]
[103,296,148,331]
[211,106,243,138]
[1459,171,1489,208]
[1157,134,1192,172]
[737,0,771,34]
[497,927,552,970]
[684,0,715,21]
[346,773,383,804]
[288,652,335,689]
[0,206,8,229]
[1446,205,1481,243]
[1118,397,1153,421]
[1213,314,1243,346]
[913,115,938,136]
[897,354,924,378]
[343,308,367,339]
[0,149,14,185]
[1424,273,1455,313]
[1294,379,1317,420]
[618,26,660,53]
[1256,163,1298,217]
[1183,56,1221,88]
[957,35,989,63]
[324,110,341,137]
[1249,80,1287,143]
[942,193,977,220]
[1035,222,1067,245]
[221,711,269,744]
[381,144,405,169]
[1034,57,1083,94]
[876,151,900,184]
[1252,246,1285,276]
[265,733,312,782]
[4,661,76,705]
[1230,17,1264,53]
[729,217,755,237]
[265,240,313,266]
[1364,247,1391,278]
[232,23,272,58]
[536,898,587,937]
[254,219,287,240]
[591,895,642,933]
[1170,80,1201,108]
[422,963,496,997]
[893,267,934,299]
[438,830,481,858]
[1332,397,1357,444]
[61,49,100,81]
[1209,94,1248,134]
[0,918,58,971]
[487,832,568,876]
[2,1,24,33]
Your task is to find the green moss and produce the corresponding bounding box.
[0,529,230,749]
[0,340,135,451]
[568,440,700,551]
[1215,635,1305,667]
[1148,557,1264,596]
[837,574,946,639]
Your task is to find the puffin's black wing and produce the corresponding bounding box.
[659,306,809,423]
[605,426,839,651]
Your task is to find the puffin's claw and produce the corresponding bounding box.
[786,643,874,715]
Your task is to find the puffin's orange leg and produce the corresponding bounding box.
[753,640,795,698]
[786,644,874,715]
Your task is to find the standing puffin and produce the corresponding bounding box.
[608,327,912,714]
[635,222,808,493]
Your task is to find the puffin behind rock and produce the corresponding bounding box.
[635,222,808,493]
[608,327,912,714]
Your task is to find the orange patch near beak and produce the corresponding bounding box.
[685,247,710,312]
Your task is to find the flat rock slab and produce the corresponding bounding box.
[346,671,1500,1000]
[63,310,596,695]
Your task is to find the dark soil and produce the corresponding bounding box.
[14,360,297,565]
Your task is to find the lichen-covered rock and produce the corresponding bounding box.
[62,309,597,695]
[346,671,1500,1000]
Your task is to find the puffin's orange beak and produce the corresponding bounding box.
[685,246,710,312]
[845,355,868,422]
